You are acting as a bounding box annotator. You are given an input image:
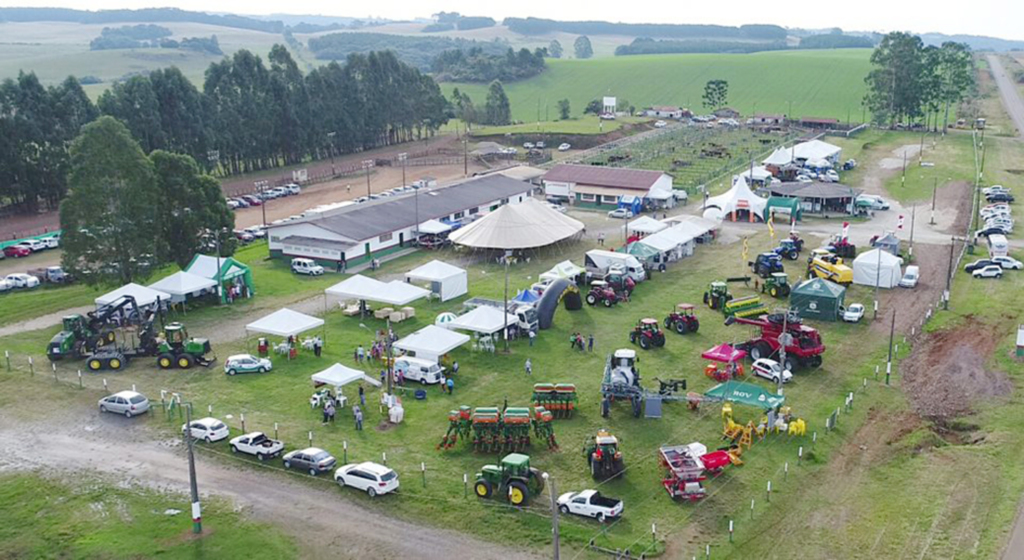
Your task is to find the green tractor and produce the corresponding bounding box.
[155,322,215,369]
[474,453,546,506]
[761,272,791,298]
[584,429,625,479]
[703,281,731,310]
[47,314,111,361]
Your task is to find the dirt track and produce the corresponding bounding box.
[987,55,1024,138]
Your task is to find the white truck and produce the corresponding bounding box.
[557,490,623,522]
[394,356,445,384]
[229,432,285,461]
[585,250,646,283]
[464,297,539,333]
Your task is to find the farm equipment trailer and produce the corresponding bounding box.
[725,312,825,371]
[703,278,766,318]
[438,406,558,452]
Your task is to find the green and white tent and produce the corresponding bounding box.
[703,381,785,410]
[184,254,254,304]
[790,277,846,321]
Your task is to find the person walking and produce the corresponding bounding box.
[528,330,535,346]
[321,402,330,424]
[588,334,594,352]
[313,336,323,357]
[440,372,447,394]
[357,345,365,363]
[525,358,532,376]
[452,361,459,375]
[359,385,365,407]
[325,401,336,424]
[598,232,605,246]
[354,406,363,431]
[446,377,454,395]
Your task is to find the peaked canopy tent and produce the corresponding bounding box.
[311,363,382,391]
[703,380,785,410]
[394,325,470,363]
[853,249,903,289]
[703,176,768,222]
[148,272,218,303]
[513,289,541,304]
[406,260,468,302]
[872,232,901,256]
[790,278,846,321]
[325,274,430,306]
[246,308,325,338]
[762,146,793,167]
[95,283,172,310]
[449,198,584,250]
[184,254,254,303]
[738,165,774,186]
[628,215,668,236]
[539,260,586,283]
[416,219,452,235]
[446,306,519,335]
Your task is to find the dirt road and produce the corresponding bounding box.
[986,55,1024,138]
[0,410,539,560]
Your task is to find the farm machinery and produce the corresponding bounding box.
[750,252,785,278]
[664,303,700,335]
[629,318,666,350]
[155,322,215,369]
[807,250,853,284]
[532,383,578,418]
[438,406,558,452]
[658,443,736,502]
[760,273,791,298]
[600,349,688,418]
[47,294,141,361]
[773,235,804,260]
[585,280,621,307]
[474,453,545,506]
[584,429,625,479]
[725,312,825,371]
[703,278,765,318]
[825,234,857,259]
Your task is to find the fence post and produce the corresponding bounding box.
[750,498,755,520]
[5,350,9,371]
[132,383,136,393]
[308,430,312,447]
[77,369,83,388]
[241,413,246,433]
[28,356,34,375]
[767,480,772,502]
[464,473,469,498]
[421,462,426,488]
[275,422,279,441]
[343,440,348,463]
[208,404,213,414]
[729,520,734,543]
[798,446,803,464]
[52,362,58,381]
[382,451,387,465]
[784,462,789,481]
[103,378,108,393]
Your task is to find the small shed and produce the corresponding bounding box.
[872,232,901,256]
[790,278,846,322]
[406,260,468,302]
[184,254,254,303]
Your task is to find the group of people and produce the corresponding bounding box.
[354,331,397,364]
[319,390,365,431]
[570,332,595,352]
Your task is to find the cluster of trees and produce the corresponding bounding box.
[702,80,729,110]
[504,17,786,41]
[574,36,593,59]
[548,40,563,59]
[615,38,787,56]
[423,12,496,33]
[583,98,634,115]
[450,81,511,126]
[89,24,171,50]
[176,36,223,55]
[307,32,508,71]
[432,47,546,83]
[798,33,875,49]
[60,117,235,285]
[864,32,974,128]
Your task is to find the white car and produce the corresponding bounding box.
[43,235,60,249]
[523,142,535,149]
[0,278,13,293]
[856,194,890,210]
[182,417,230,443]
[992,256,1023,270]
[98,390,150,417]
[558,143,571,152]
[18,239,47,252]
[227,199,241,209]
[750,358,793,384]
[244,226,267,239]
[973,265,1003,279]
[822,170,840,183]
[229,432,284,461]
[547,203,567,214]
[654,120,668,128]
[535,141,546,149]
[796,175,814,184]
[4,273,40,289]
[842,303,865,323]
[607,208,634,219]
[983,185,1010,196]
[557,490,623,522]
[224,354,273,375]
[291,257,324,276]
[285,183,302,195]
[334,462,400,497]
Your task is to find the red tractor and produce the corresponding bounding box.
[724,312,824,371]
[629,318,666,350]
[664,303,700,335]
[585,280,621,308]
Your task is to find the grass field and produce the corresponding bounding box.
[465,115,648,136]
[445,49,873,126]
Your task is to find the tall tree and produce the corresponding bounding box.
[574,35,593,59]
[863,32,927,126]
[701,79,729,110]
[937,41,974,130]
[60,116,159,285]
[548,40,563,59]
[484,80,511,125]
[557,98,571,120]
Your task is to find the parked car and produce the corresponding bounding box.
[233,197,251,208]
[227,199,241,209]
[4,273,40,289]
[98,390,150,417]
[558,143,571,152]
[18,239,47,252]
[983,185,1010,196]
[0,278,15,292]
[234,230,254,243]
[899,265,920,288]
[843,158,857,170]
[964,259,994,273]
[283,447,337,476]
[230,432,284,461]
[523,142,535,149]
[224,354,272,375]
[750,358,793,384]
[43,234,60,249]
[607,208,634,219]
[987,193,1015,203]
[992,256,1023,270]
[535,141,546,149]
[796,175,814,184]
[394,357,444,385]
[975,226,1009,240]
[654,120,668,128]
[334,462,400,497]
[547,203,567,214]
[182,417,230,443]
[285,183,302,195]
[822,169,840,183]
[973,265,1003,279]
[291,257,324,276]
[856,194,890,210]
[241,195,263,206]
[557,490,623,522]
[842,303,865,323]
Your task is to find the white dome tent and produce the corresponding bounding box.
[852,249,903,289]
[702,176,768,222]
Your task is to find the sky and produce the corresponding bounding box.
[9,0,1022,41]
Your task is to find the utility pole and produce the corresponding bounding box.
[544,472,560,560]
[385,318,394,396]
[503,252,510,353]
[930,178,937,225]
[886,309,896,385]
[362,160,374,198]
[945,236,955,310]
[463,138,468,176]
[398,152,408,188]
[873,244,881,320]
[327,131,337,176]
[909,205,916,257]
[255,180,269,229]
[184,403,202,534]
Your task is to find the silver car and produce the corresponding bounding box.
[98,390,150,418]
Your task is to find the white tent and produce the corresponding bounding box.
[449,198,584,249]
[793,139,841,162]
[326,275,429,306]
[446,306,519,335]
[148,271,217,303]
[540,260,585,282]
[762,146,793,166]
[853,249,903,289]
[245,308,325,338]
[417,219,452,235]
[703,176,768,222]
[628,216,668,235]
[637,222,702,258]
[739,166,773,182]
[96,283,172,309]
[395,325,470,363]
[311,363,381,390]
[406,260,468,302]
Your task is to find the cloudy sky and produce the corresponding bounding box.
[10,0,1021,40]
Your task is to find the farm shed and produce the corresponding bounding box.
[95,283,171,310]
[147,271,217,303]
[184,254,254,303]
[541,164,676,209]
[852,249,903,289]
[449,198,584,249]
[703,176,767,222]
[790,278,846,322]
[767,183,860,215]
[394,325,470,363]
[406,260,468,302]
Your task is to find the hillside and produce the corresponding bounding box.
[446,49,872,124]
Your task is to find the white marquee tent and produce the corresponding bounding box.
[628,215,668,235]
[406,260,468,302]
[738,166,774,183]
[762,146,793,166]
[311,363,381,390]
[395,325,470,363]
[96,283,172,309]
[326,274,430,306]
[793,139,841,162]
[853,249,903,289]
[148,271,217,303]
[245,308,325,338]
[449,198,583,249]
[702,176,768,222]
[417,219,452,235]
[446,305,518,335]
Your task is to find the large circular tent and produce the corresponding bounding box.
[448,198,584,249]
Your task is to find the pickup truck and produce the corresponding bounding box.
[557,490,623,522]
[229,432,284,461]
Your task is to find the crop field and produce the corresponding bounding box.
[445,49,872,125]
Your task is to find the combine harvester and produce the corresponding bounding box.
[725,312,825,371]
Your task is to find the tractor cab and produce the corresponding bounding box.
[751,252,785,278]
[62,314,86,332]
[630,318,666,350]
[704,281,731,310]
[474,453,544,506]
[586,429,625,479]
[612,348,637,371]
[775,238,802,260]
[164,323,189,347]
[762,272,790,298]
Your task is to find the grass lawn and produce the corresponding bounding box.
[0,472,296,559]
[880,132,977,204]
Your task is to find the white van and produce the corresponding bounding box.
[987,234,1009,258]
[898,265,920,288]
[394,357,444,385]
[585,250,647,283]
[291,258,324,276]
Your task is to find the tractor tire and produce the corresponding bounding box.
[107,355,124,370]
[749,343,766,361]
[675,321,687,335]
[780,285,791,297]
[88,358,103,371]
[157,354,174,369]
[591,460,599,477]
[508,481,529,506]
[654,333,666,347]
[586,294,597,306]
[104,330,116,344]
[689,319,700,333]
[629,332,637,344]
[639,336,650,350]
[703,291,710,306]
[665,317,672,329]
[612,457,625,478]
[787,251,798,261]
[601,397,610,418]
[474,479,493,499]
[631,397,642,418]
[177,354,194,369]
[784,356,797,372]
[603,297,613,308]
[809,355,823,368]
[530,468,545,494]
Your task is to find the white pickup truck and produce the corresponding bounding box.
[229,432,285,461]
[557,490,623,522]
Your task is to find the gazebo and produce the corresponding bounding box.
[394,325,470,363]
[184,254,254,303]
[148,271,217,304]
[446,306,519,336]
[245,308,325,357]
[405,260,468,302]
[95,283,171,311]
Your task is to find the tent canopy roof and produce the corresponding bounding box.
[701,343,747,363]
[540,260,585,282]
[246,308,324,337]
[406,260,465,282]
[326,275,429,305]
[628,215,668,234]
[417,219,451,235]
[704,380,785,409]
[793,139,841,161]
[447,306,518,334]
[395,325,470,357]
[311,363,381,389]
[148,271,217,296]
[185,254,249,281]
[449,198,584,249]
[96,283,172,308]
[792,277,846,298]
[705,176,768,219]
[513,289,540,303]
[855,248,902,266]
[740,166,773,180]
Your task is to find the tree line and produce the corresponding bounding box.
[0,45,450,214]
[432,47,546,83]
[863,32,974,129]
[504,17,786,41]
[615,38,788,56]
[423,12,496,33]
[307,32,510,72]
